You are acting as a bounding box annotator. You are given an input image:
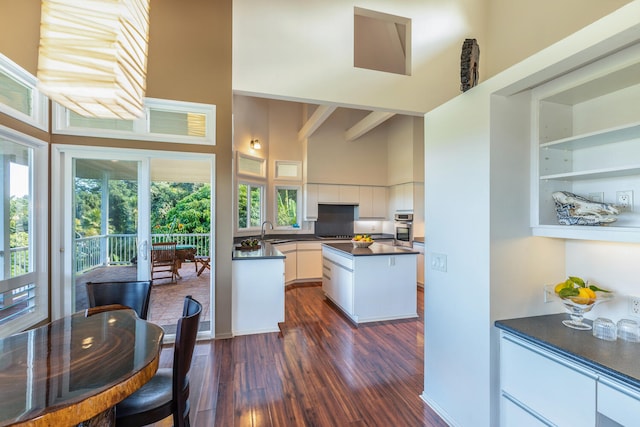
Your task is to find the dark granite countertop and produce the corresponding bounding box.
[322,242,419,256]
[233,233,394,245]
[232,242,285,260]
[495,314,640,390]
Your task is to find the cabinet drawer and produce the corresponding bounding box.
[597,378,640,426]
[501,395,550,427]
[501,335,596,426]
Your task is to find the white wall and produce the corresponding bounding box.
[306,108,389,185]
[422,3,640,426]
[233,0,487,115]
[565,240,640,322]
[387,115,418,185]
[485,0,632,78]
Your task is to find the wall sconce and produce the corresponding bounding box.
[37,0,151,120]
[250,139,261,150]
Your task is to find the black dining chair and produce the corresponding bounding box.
[115,295,202,427]
[86,280,153,320]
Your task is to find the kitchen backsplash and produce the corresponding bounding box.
[565,240,640,322]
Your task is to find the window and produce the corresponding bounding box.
[276,186,300,228]
[52,98,216,145]
[0,53,49,131]
[0,126,48,337]
[275,160,302,180]
[238,182,264,230]
[237,152,266,178]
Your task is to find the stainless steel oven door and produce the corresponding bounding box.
[394,222,413,248]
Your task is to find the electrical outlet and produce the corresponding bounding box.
[544,285,554,303]
[629,296,640,317]
[616,190,634,212]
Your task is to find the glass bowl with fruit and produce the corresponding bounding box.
[352,234,374,248]
[548,276,614,330]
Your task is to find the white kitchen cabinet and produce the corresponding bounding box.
[317,184,341,203]
[413,241,424,286]
[531,43,640,242]
[232,258,285,336]
[339,185,359,204]
[275,242,297,284]
[317,184,360,204]
[597,377,640,426]
[500,333,597,426]
[389,182,414,214]
[358,186,387,219]
[322,244,417,324]
[304,183,318,221]
[296,241,322,280]
[322,248,354,315]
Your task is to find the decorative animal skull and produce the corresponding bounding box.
[552,191,619,226]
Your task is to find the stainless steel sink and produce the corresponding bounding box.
[262,238,291,244]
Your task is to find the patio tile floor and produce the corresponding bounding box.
[75,261,211,332]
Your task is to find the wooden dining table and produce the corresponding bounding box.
[0,308,164,427]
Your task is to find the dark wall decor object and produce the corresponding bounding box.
[460,38,480,92]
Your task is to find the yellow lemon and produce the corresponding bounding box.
[571,287,593,305]
[554,280,573,294]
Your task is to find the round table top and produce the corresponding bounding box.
[0,309,164,427]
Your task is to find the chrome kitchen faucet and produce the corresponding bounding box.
[261,221,274,240]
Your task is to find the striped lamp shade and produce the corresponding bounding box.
[37,0,150,120]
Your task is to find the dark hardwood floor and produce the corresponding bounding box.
[156,283,448,426]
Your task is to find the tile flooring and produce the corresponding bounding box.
[75,261,211,332]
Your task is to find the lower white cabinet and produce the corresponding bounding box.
[296,241,322,280]
[413,242,424,286]
[597,377,640,426]
[232,258,285,336]
[275,243,297,284]
[500,332,640,426]
[500,333,597,426]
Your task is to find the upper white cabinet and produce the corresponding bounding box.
[317,184,359,204]
[532,43,640,242]
[389,182,414,214]
[358,186,388,219]
[306,184,388,220]
[317,184,341,202]
[303,183,319,221]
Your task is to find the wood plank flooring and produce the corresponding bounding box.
[156,283,448,427]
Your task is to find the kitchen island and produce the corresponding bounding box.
[321,242,418,324]
[232,243,285,336]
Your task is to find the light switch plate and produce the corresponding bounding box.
[431,253,447,272]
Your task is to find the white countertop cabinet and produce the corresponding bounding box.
[531,43,640,242]
[499,330,640,427]
[296,241,322,281]
[321,243,417,324]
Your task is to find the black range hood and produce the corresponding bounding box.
[315,204,355,237]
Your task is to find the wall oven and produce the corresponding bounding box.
[394,213,413,248]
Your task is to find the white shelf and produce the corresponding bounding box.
[540,165,640,181]
[532,44,640,241]
[532,225,640,243]
[540,122,640,150]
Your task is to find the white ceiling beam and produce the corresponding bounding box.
[298,105,337,141]
[345,111,396,141]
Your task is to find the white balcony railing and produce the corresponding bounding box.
[9,233,210,275]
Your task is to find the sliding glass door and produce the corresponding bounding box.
[52,146,214,339]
